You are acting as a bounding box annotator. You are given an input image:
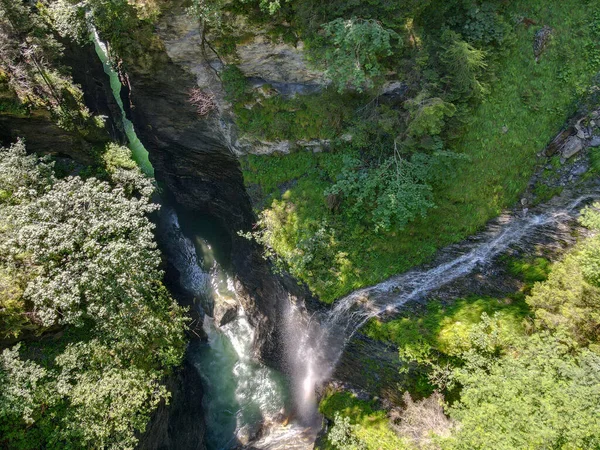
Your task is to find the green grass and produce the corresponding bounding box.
[318,391,410,450]
[241,0,599,303]
[364,294,531,356]
[506,255,552,284]
[234,89,360,141]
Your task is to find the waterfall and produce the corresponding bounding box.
[90,26,154,177]
[286,188,600,424]
[163,208,289,449]
[91,21,600,448]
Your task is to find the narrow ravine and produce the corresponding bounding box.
[92,30,293,449]
[159,208,290,448]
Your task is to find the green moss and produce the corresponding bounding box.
[234,88,360,141]
[506,256,552,284]
[318,391,410,450]
[364,295,530,356]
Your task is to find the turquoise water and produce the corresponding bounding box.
[92,30,291,447]
[162,208,289,449]
[91,30,154,177]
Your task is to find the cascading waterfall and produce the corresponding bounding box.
[286,188,600,424]
[161,207,289,449]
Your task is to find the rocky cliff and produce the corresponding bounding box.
[154,3,328,155]
[114,4,311,365]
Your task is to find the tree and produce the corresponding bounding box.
[320,18,399,93]
[0,141,186,448]
[527,204,600,345]
[444,330,600,450]
[325,146,434,232]
[440,30,488,102]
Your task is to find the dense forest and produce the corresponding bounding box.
[1,0,600,449]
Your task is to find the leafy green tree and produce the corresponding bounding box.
[440,30,488,102]
[527,204,600,345]
[0,141,186,448]
[444,330,600,450]
[320,18,398,93]
[405,94,457,139]
[325,149,434,232]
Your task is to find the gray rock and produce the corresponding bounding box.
[589,136,600,147]
[214,301,238,327]
[561,136,584,159]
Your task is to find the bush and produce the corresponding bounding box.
[440,30,488,102]
[320,18,399,92]
[325,151,434,232]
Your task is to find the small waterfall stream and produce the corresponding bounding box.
[285,188,600,423]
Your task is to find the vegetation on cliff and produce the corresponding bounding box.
[233,0,600,302]
[0,141,187,449]
[321,205,600,449]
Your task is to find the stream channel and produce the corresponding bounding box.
[93,32,293,449]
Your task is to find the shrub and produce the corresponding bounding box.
[320,18,399,92]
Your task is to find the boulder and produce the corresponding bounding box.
[561,136,584,159]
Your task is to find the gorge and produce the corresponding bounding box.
[93,10,600,449]
[2,1,600,449]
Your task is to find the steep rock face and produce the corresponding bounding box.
[137,361,207,450]
[119,12,306,365]
[0,112,94,164]
[155,5,328,156]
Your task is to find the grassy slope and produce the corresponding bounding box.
[242,0,599,303]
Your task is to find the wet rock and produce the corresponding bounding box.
[544,128,571,156]
[333,333,405,404]
[590,136,600,147]
[561,136,584,159]
[214,301,238,327]
[123,7,311,366]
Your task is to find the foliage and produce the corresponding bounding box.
[365,294,530,396]
[242,0,599,302]
[405,95,457,139]
[440,30,488,102]
[325,151,434,232]
[328,413,368,450]
[319,391,409,450]
[0,142,186,448]
[526,205,600,345]
[459,2,514,47]
[234,88,359,141]
[443,331,600,449]
[319,18,398,93]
